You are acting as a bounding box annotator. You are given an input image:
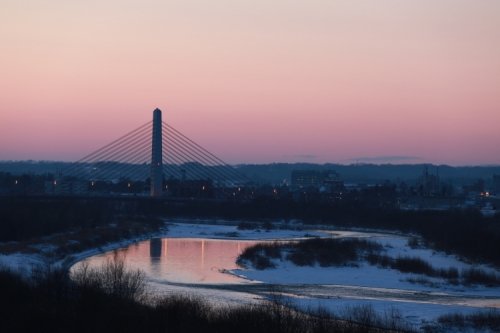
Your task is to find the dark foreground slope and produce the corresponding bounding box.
[0,264,412,333]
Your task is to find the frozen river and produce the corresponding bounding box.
[72,221,500,329]
[73,237,258,284]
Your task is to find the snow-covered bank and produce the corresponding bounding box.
[0,252,46,276]
[0,228,168,277]
[148,280,263,307]
[164,221,328,240]
[233,229,500,297]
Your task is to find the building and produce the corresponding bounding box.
[417,166,440,196]
[291,170,341,189]
[47,179,87,195]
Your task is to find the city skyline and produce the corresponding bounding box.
[1,1,499,165]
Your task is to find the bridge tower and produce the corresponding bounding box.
[150,108,163,197]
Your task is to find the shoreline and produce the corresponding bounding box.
[0,224,169,277]
[60,228,168,272]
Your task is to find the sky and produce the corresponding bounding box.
[1,0,499,165]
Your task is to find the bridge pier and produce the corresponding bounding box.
[150,108,163,197]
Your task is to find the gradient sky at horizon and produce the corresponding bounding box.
[1,0,499,165]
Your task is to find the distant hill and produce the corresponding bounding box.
[236,163,500,185]
[0,160,499,185]
[0,161,70,176]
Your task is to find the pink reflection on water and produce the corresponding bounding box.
[79,238,258,284]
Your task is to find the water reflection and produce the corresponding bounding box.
[76,238,258,284]
[150,238,162,258]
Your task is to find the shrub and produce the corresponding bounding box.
[341,304,414,332]
[239,238,384,270]
[462,268,500,286]
[438,310,500,331]
[237,222,258,230]
[407,237,420,249]
[237,242,282,269]
[1,264,416,332]
[366,254,499,287]
[261,221,274,231]
[286,251,315,266]
[438,267,459,280]
[366,253,392,268]
[392,256,435,276]
[71,257,146,301]
[155,295,211,331]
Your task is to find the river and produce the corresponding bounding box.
[71,223,500,327]
[72,237,258,284]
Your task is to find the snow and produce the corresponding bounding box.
[147,280,263,307]
[285,296,484,329]
[371,233,496,274]
[236,262,426,289]
[2,219,500,331]
[0,229,168,277]
[164,220,328,240]
[228,228,500,295]
[0,253,45,276]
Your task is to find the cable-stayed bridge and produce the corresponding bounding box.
[53,108,249,198]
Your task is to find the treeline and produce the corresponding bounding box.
[335,208,500,266]
[0,261,412,333]
[0,196,162,242]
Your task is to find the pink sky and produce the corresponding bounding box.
[1,0,499,165]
